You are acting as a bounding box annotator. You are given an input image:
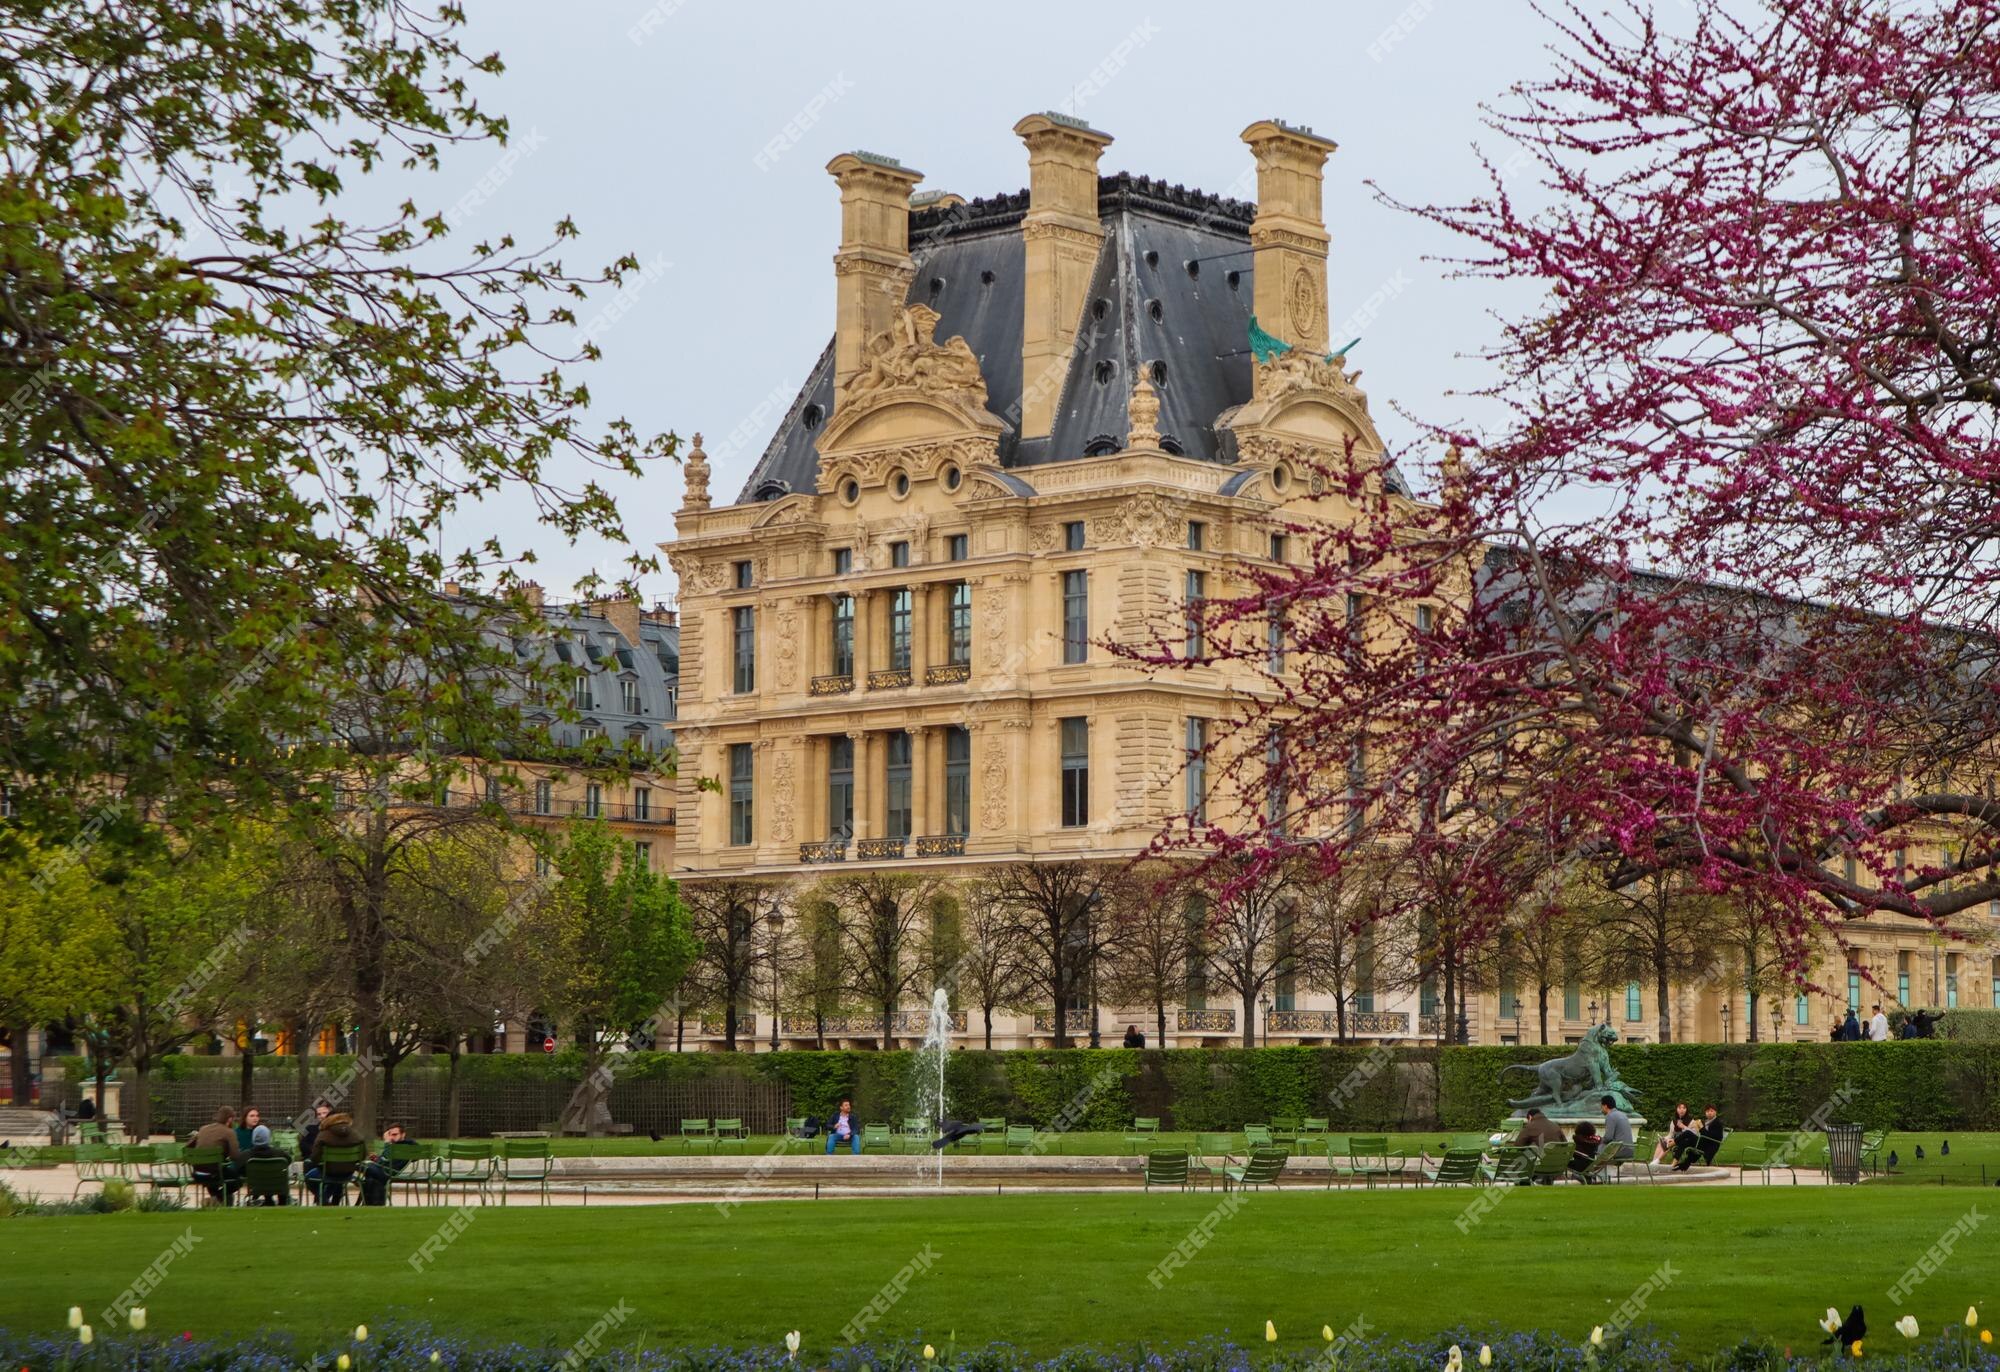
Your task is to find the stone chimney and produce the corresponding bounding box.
[827,151,923,397]
[520,580,544,610]
[1240,119,1337,355]
[1014,112,1112,442]
[592,595,645,645]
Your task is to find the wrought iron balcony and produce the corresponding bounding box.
[855,837,906,860]
[427,790,675,825]
[696,1013,756,1037]
[1031,1009,1096,1035]
[782,1009,968,1036]
[1265,1009,1338,1034]
[914,834,967,857]
[1350,1010,1411,1036]
[925,662,971,685]
[798,840,847,864]
[866,667,913,690]
[809,674,854,696]
[1176,1008,1237,1033]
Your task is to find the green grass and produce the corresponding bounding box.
[4,1189,1996,1354]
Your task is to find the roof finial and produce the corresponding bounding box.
[1127,374,1162,450]
[681,432,711,511]
[1441,443,1466,491]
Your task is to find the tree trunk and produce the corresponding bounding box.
[293,1023,312,1122]
[239,1036,255,1107]
[1656,959,1673,1044]
[1747,990,1762,1043]
[6,1020,31,1104]
[880,999,894,1052]
[558,1049,614,1136]
[1052,972,1069,1049]
[446,1037,463,1140]
[1241,987,1256,1048]
[675,1009,686,1052]
[127,1063,151,1141]
[1155,994,1167,1049]
[725,994,738,1052]
[1442,963,1457,1047]
[983,1006,994,1050]
[1537,984,1550,1045]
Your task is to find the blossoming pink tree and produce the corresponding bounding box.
[1153,0,2000,993]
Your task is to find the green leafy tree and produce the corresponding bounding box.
[0,835,88,1102]
[531,819,695,1133]
[0,0,672,833]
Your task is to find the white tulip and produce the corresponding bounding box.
[1266,1321,1278,1343]
[1896,1316,1920,1339]
[67,1307,83,1329]
[337,1355,352,1372]
[1822,1309,1841,1334]
[1323,1326,1335,1343]
[785,1330,802,1360]
[1970,1307,1981,1329]
[78,1325,94,1346]
[923,1345,936,1361]
[1479,1345,1493,1367]
[431,1354,442,1365]
[129,1307,147,1331]
[355,1324,370,1343]
[1589,1326,1605,1347]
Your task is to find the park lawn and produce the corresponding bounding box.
[4,1188,1996,1356]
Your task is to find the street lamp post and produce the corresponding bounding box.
[1721,999,1732,1044]
[1260,993,1272,1048]
[1588,999,1598,1027]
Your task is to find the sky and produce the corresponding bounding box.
[418,0,1633,605]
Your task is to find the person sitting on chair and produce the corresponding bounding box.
[309,1111,365,1204]
[1686,1105,1725,1168]
[233,1106,263,1155]
[360,1122,414,1206]
[1568,1120,1600,1177]
[1122,1024,1145,1048]
[1512,1107,1566,1150]
[242,1124,292,1206]
[189,1106,244,1202]
[1651,1102,1696,1164]
[823,1099,861,1155]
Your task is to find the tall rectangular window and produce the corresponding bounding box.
[1563,978,1581,1021]
[1345,739,1366,838]
[620,677,642,713]
[1355,932,1375,1013]
[584,783,602,818]
[1186,520,1205,551]
[633,840,651,868]
[1947,952,1960,1008]
[885,731,913,840]
[728,743,754,846]
[1416,604,1435,634]
[889,589,912,671]
[827,736,854,841]
[1992,957,2000,1008]
[947,533,969,562]
[1796,993,1810,1025]
[944,726,971,835]
[485,775,501,805]
[1185,717,1208,822]
[573,675,594,710]
[1182,894,1208,1011]
[1500,974,1520,1020]
[1625,982,1642,1022]
[833,548,852,576]
[732,606,756,693]
[1898,970,1911,1006]
[1061,570,1088,664]
[831,594,854,677]
[1270,533,1288,562]
[1266,727,1286,833]
[1059,717,1089,828]
[1267,610,1285,673]
[1064,521,1085,552]
[733,560,754,590]
[632,786,651,821]
[1848,968,1862,1012]
[1274,904,1296,1011]
[1184,569,1206,657]
[890,540,910,569]
[533,779,552,815]
[948,582,972,665]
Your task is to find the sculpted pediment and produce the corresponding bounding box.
[1225,350,1385,462]
[817,303,1007,456]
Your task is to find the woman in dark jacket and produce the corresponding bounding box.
[1568,1121,1601,1176]
[309,1112,365,1205]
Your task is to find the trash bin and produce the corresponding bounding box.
[1826,1123,1864,1184]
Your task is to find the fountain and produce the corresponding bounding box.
[914,986,952,1188]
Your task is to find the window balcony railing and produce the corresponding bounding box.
[1176,1008,1237,1033]
[798,840,847,864]
[1349,1010,1411,1036]
[424,789,675,825]
[925,662,971,686]
[809,674,854,696]
[914,834,967,857]
[1031,1009,1093,1034]
[866,667,913,690]
[782,1010,967,1036]
[855,837,906,860]
[695,1013,756,1038]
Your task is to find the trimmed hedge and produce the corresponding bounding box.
[51,1040,2000,1132]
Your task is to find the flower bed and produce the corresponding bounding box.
[4,1323,1998,1372]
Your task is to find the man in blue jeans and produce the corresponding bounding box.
[824,1099,861,1154]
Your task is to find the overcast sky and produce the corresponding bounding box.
[426,0,1633,604]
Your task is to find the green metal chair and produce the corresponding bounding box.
[1736,1134,1798,1186]
[431,1142,494,1204]
[679,1119,717,1154]
[71,1142,120,1198]
[1191,1132,1238,1189]
[898,1117,931,1154]
[240,1155,292,1207]
[378,1141,434,1206]
[313,1143,366,1205]
[1859,1130,1887,1174]
[139,1142,197,1204]
[1529,1143,1574,1184]
[1486,1146,1537,1186]
[1223,1146,1290,1192]
[1271,1117,1301,1152]
[713,1118,750,1154]
[975,1116,1008,1154]
[1297,1118,1329,1148]
[495,1139,553,1205]
[1122,1117,1162,1155]
[783,1116,813,1151]
[1422,1148,1487,1187]
[1004,1124,1038,1153]
[860,1122,892,1154]
[1345,1135,1409,1189]
[1143,1148,1192,1191]
[1571,1140,1638,1185]
[1244,1123,1276,1152]
[183,1145,234,1207]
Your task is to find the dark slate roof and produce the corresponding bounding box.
[739,173,1263,502]
[488,603,680,756]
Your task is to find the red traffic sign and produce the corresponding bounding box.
[541,1036,556,1053]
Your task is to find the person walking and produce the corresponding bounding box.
[1838,1008,1863,1041]
[1868,1004,1890,1041]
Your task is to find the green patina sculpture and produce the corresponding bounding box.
[1499,1023,1643,1116]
